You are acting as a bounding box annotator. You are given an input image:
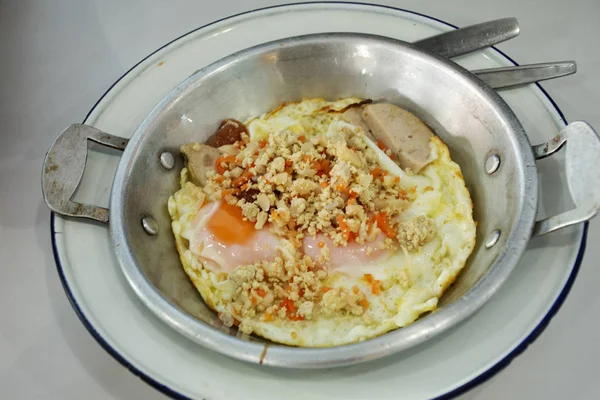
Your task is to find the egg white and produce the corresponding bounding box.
[168,98,476,347]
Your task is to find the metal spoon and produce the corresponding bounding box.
[473,61,577,89]
[414,17,520,58]
[413,19,576,89]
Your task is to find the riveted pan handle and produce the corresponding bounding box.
[42,124,128,224]
[531,121,600,236]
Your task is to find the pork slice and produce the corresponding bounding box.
[180,143,220,186]
[362,103,434,173]
[340,107,376,141]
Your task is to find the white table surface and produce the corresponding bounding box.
[1,0,599,399]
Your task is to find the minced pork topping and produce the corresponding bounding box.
[202,123,422,248]
[181,113,437,330]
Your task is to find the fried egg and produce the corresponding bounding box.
[168,98,476,347]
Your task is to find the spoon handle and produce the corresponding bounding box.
[473,61,577,89]
[414,18,520,58]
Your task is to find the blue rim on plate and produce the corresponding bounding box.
[49,2,589,399]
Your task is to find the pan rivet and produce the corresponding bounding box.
[485,229,501,248]
[142,217,159,235]
[485,154,501,174]
[160,151,175,170]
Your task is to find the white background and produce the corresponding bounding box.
[1,0,599,399]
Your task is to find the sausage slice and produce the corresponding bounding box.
[180,143,220,186]
[340,108,376,141]
[362,103,433,173]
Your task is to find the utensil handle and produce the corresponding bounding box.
[414,17,520,58]
[473,61,577,90]
[531,121,600,236]
[42,124,128,224]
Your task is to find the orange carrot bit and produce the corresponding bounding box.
[214,175,226,183]
[347,192,358,204]
[335,182,352,196]
[256,289,267,297]
[318,241,325,248]
[393,176,400,183]
[215,155,237,174]
[298,135,307,143]
[348,231,357,242]
[352,285,360,294]
[378,170,388,182]
[221,188,237,197]
[259,139,267,148]
[320,286,332,295]
[282,298,295,313]
[376,140,388,151]
[251,297,258,306]
[320,159,331,175]
[215,162,227,175]
[371,167,381,180]
[337,215,356,242]
[375,211,397,239]
[302,154,312,162]
[285,160,294,174]
[314,158,332,177]
[262,313,273,322]
[320,181,329,189]
[232,167,253,187]
[364,274,381,295]
[337,215,348,230]
[371,282,381,295]
[359,297,370,309]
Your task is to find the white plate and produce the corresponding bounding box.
[51,3,588,399]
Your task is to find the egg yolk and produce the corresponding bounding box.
[206,202,256,245]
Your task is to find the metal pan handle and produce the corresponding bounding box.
[42,124,128,224]
[531,121,600,236]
